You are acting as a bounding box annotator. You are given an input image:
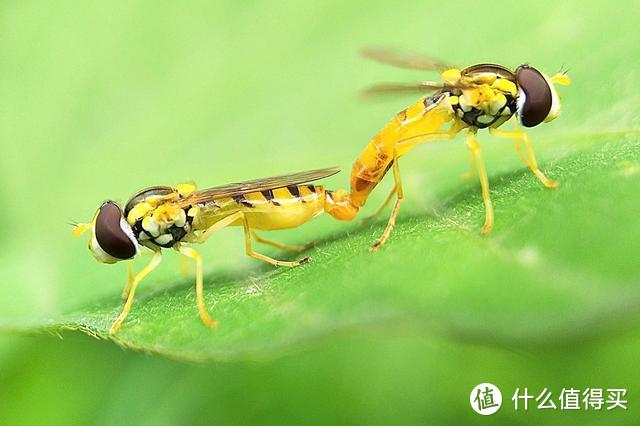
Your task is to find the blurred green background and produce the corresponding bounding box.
[1,0,639,424]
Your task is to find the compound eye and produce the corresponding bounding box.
[516,65,553,127]
[94,201,137,260]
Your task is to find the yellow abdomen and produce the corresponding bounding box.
[193,185,326,231]
[350,95,453,207]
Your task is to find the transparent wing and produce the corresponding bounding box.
[178,167,340,205]
[360,80,472,98]
[361,81,445,97]
[360,47,453,72]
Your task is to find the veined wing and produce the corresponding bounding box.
[361,80,471,98]
[177,167,340,206]
[361,47,453,72]
[362,80,446,97]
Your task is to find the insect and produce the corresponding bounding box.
[73,167,349,335]
[324,48,572,250]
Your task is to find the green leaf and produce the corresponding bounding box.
[1,129,638,362]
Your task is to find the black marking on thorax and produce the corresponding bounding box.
[131,208,193,248]
[450,90,517,129]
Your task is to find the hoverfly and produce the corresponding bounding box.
[73,167,348,335]
[324,48,571,250]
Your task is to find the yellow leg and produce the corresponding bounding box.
[179,254,192,276]
[243,217,311,267]
[178,246,217,328]
[173,212,251,328]
[187,211,244,244]
[359,120,465,238]
[395,120,465,153]
[370,150,404,251]
[251,231,314,252]
[121,251,165,300]
[489,127,558,188]
[461,148,476,181]
[466,130,494,235]
[362,121,465,247]
[121,262,135,301]
[109,250,162,335]
[361,186,396,224]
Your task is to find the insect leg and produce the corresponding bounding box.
[395,119,465,153]
[361,186,396,224]
[461,148,476,181]
[243,217,311,267]
[395,129,457,152]
[188,211,245,244]
[489,127,558,188]
[121,262,135,301]
[109,250,162,335]
[121,250,168,300]
[179,254,192,276]
[370,149,404,251]
[178,245,217,328]
[466,130,494,234]
[251,231,314,252]
[362,122,464,225]
[171,211,248,327]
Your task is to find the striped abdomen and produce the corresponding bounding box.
[191,184,326,231]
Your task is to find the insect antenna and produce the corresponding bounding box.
[558,64,571,75]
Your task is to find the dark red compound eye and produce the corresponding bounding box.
[94,201,137,260]
[516,65,553,127]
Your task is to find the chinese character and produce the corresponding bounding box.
[559,388,581,410]
[583,388,604,410]
[469,383,502,415]
[475,386,499,411]
[536,388,557,410]
[512,388,533,410]
[606,389,628,410]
